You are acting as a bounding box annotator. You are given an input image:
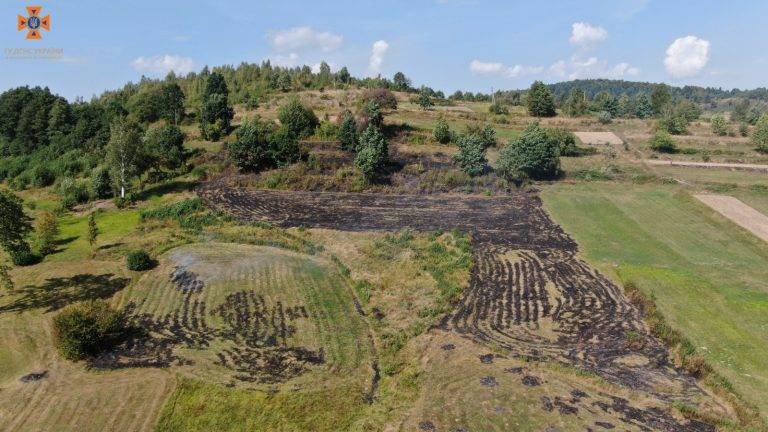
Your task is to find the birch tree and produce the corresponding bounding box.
[106,120,145,199]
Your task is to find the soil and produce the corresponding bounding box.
[574,131,624,146]
[199,181,721,431]
[695,194,768,242]
[642,159,768,172]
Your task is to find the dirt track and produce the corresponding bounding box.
[695,194,768,242]
[199,179,718,431]
[642,159,768,172]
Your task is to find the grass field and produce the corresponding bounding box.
[541,182,768,418]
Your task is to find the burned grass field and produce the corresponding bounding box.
[199,181,736,431]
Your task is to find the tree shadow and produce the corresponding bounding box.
[0,273,130,314]
[136,179,198,201]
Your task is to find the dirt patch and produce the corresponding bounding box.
[643,159,768,172]
[574,131,624,146]
[695,194,768,242]
[19,371,48,383]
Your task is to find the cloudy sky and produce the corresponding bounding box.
[1,0,766,100]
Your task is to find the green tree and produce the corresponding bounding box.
[526,81,556,117]
[616,94,633,118]
[337,110,358,151]
[227,117,276,172]
[0,190,34,266]
[418,91,434,110]
[433,116,452,144]
[47,98,73,139]
[199,72,234,141]
[453,134,488,176]
[711,115,729,136]
[651,84,672,116]
[53,300,126,361]
[159,83,185,124]
[590,91,617,116]
[364,101,384,129]
[87,212,99,247]
[545,128,579,156]
[393,72,411,91]
[278,98,319,139]
[564,88,588,117]
[752,114,768,153]
[106,119,146,198]
[35,211,59,256]
[634,93,653,119]
[355,124,388,180]
[337,67,351,84]
[144,124,187,171]
[0,262,12,292]
[648,131,678,153]
[675,100,701,122]
[496,123,560,181]
[91,167,113,199]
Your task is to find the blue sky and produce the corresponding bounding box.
[1,0,766,101]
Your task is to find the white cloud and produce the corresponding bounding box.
[270,52,300,67]
[368,40,389,75]
[268,27,343,53]
[664,35,710,78]
[311,62,335,73]
[469,60,504,74]
[569,22,608,46]
[130,55,195,75]
[469,60,542,79]
[567,56,640,79]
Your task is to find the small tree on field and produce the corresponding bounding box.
[453,134,488,176]
[488,101,509,115]
[417,91,434,110]
[278,98,319,139]
[739,123,749,137]
[337,110,358,151]
[91,167,113,199]
[496,123,560,182]
[393,72,411,91]
[355,125,388,180]
[434,116,452,144]
[648,131,678,153]
[711,115,729,136]
[88,212,99,247]
[545,128,579,156]
[199,72,234,141]
[0,190,34,266]
[361,89,398,110]
[144,124,187,172]
[752,114,768,153]
[35,211,59,256]
[0,263,12,292]
[228,118,300,172]
[564,88,588,117]
[106,119,146,199]
[53,300,126,361]
[634,93,653,119]
[526,81,556,117]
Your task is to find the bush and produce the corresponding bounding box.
[453,134,488,176]
[53,300,126,361]
[711,115,729,136]
[496,123,560,182]
[30,165,55,187]
[91,166,113,199]
[433,116,452,144]
[597,111,612,124]
[355,125,388,180]
[488,101,509,115]
[360,88,398,110]
[752,114,768,153]
[545,128,579,156]
[58,177,91,209]
[648,131,678,153]
[7,243,38,266]
[337,110,358,151]
[739,123,749,137]
[658,115,689,135]
[277,98,319,139]
[126,250,154,271]
[315,121,339,140]
[526,81,556,117]
[35,211,59,255]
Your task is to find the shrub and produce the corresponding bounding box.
[526,81,556,117]
[752,114,768,153]
[658,115,689,135]
[35,211,59,255]
[355,125,388,180]
[7,243,38,266]
[58,177,91,209]
[315,121,339,140]
[417,92,433,110]
[453,134,488,176]
[488,101,509,115]
[337,110,358,151]
[597,111,612,124]
[433,116,452,144]
[711,115,729,136]
[496,123,560,182]
[53,300,126,361]
[30,165,55,187]
[277,98,319,139]
[648,131,678,153]
[91,166,113,199]
[739,123,749,137]
[126,250,154,271]
[545,128,579,156]
[144,124,187,171]
[360,88,398,110]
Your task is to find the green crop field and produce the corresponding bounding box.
[542,182,768,417]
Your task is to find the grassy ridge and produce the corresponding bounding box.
[541,183,768,420]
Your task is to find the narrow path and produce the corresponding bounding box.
[640,159,768,172]
[695,194,768,242]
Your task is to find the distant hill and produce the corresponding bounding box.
[543,79,768,103]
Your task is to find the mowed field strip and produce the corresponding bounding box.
[695,194,768,243]
[641,159,768,172]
